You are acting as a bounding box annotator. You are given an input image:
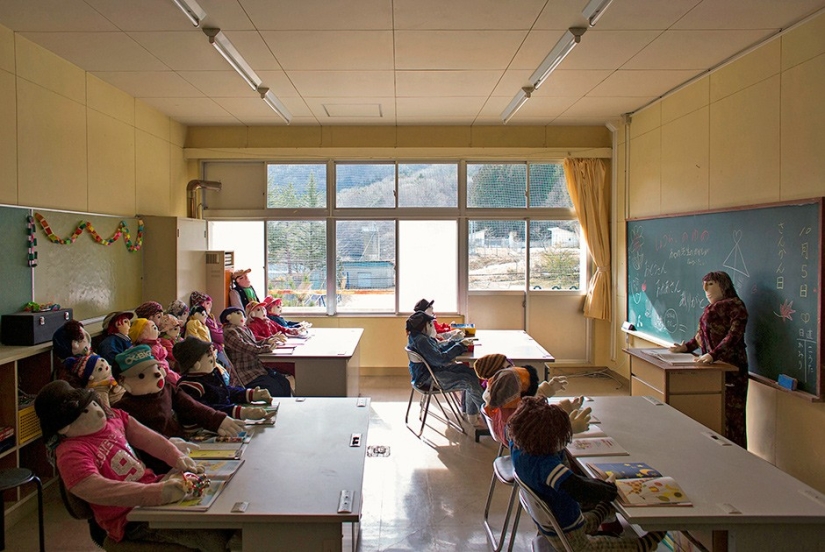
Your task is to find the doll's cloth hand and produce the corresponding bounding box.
[161,476,187,504]
[174,454,203,474]
[569,407,592,434]
[697,353,714,364]
[537,376,568,398]
[557,396,584,414]
[217,417,245,436]
[460,339,473,347]
[669,343,688,353]
[251,387,271,402]
[240,406,267,420]
[169,437,200,455]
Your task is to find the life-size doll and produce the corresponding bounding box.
[97,311,135,372]
[185,305,211,343]
[174,337,273,420]
[228,269,260,311]
[134,301,165,328]
[245,298,295,340]
[34,380,230,551]
[189,291,235,384]
[62,354,125,408]
[157,314,183,372]
[129,318,179,384]
[52,320,92,362]
[413,298,463,341]
[266,297,310,330]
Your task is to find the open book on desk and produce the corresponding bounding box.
[642,348,698,365]
[588,462,662,480]
[566,437,628,457]
[190,459,245,481]
[614,476,691,507]
[138,479,226,512]
[188,441,247,460]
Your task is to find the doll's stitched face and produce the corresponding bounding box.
[121,362,165,395]
[190,348,217,374]
[425,320,436,338]
[115,317,131,336]
[72,329,92,356]
[59,400,106,437]
[192,310,207,323]
[140,321,160,341]
[88,358,112,383]
[268,302,282,316]
[166,324,181,338]
[249,306,266,320]
[425,306,435,316]
[236,274,251,288]
[225,310,245,326]
[703,280,724,304]
[203,299,213,314]
[148,312,164,327]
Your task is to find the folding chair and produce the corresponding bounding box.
[404,347,466,437]
[481,410,522,552]
[513,472,576,552]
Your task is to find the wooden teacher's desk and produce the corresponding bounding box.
[260,328,363,397]
[575,397,825,551]
[129,397,370,552]
[624,348,737,434]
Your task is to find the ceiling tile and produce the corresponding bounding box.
[241,0,392,30]
[394,0,547,30]
[396,96,486,118]
[492,69,612,96]
[289,71,395,97]
[304,96,396,121]
[260,31,394,71]
[213,96,310,119]
[178,70,261,97]
[673,0,825,29]
[92,71,205,98]
[623,30,775,70]
[587,70,702,97]
[395,30,526,70]
[138,96,236,118]
[479,95,579,122]
[561,96,656,118]
[534,0,700,30]
[396,71,502,97]
[0,0,117,32]
[19,32,168,71]
[515,30,661,71]
[84,0,194,32]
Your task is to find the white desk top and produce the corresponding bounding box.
[260,328,363,360]
[578,397,825,529]
[458,329,555,364]
[130,397,370,525]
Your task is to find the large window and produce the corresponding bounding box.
[207,160,586,314]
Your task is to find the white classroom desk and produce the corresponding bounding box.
[576,396,825,551]
[458,329,556,368]
[260,328,363,397]
[130,397,370,552]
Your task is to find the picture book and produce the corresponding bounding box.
[566,437,628,457]
[191,459,245,481]
[588,462,662,480]
[243,402,279,425]
[190,431,250,444]
[615,476,691,506]
[140,480,226,511]
[188,441,246,460]
[574,424,607,439]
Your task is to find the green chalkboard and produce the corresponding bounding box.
[627,199,823,399]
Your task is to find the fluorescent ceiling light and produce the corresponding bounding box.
[172,0,206,27]
[203,28,263,91]
[529,27,586,90]
[500,86,533,124]
[581,0,615,27]
[258,87,292,125]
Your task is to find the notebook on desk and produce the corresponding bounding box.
[642,348,698,365]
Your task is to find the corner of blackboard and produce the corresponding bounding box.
[621,321,635,331]
[749,373,823,403]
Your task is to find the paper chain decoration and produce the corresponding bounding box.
[34,213,144,252]
[26,215,38,267]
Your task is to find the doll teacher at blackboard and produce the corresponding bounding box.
[670,271,749,448]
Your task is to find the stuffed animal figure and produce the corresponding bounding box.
[52,320,92,362]
[63,354,125,408]
[174,337,272,420]
[220,307,292,397]
[245,299,293,341]
[228,268,260,311]
[33,380,230,551]
[98,311,135,374]
[134,301,165,328]
[185,305,211,342]
[128,318,178,385]
[114,345,244,442]
[265,297,311,330]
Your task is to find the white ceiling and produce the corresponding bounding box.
[1,0,823,127]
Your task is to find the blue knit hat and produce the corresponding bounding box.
[115,345,157,376]
[65,354,102,387]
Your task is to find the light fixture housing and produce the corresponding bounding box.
[530,27,586,90]
[172,0,206,27]
[258,87,292,125]
[500,86,534,124]
[203,28,263,91]
[581,0,615,27]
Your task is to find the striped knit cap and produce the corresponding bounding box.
[473,353,510,379]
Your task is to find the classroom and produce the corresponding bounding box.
[1,1,825,551]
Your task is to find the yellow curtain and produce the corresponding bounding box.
[563,158,611,321]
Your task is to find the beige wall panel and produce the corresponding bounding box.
[774,389,825,492]
[87,74,134,126]
[472,126,545,148]
[170,144,188,218]
[135,129,171,215]
[627,129,661,218]
[170,120,187,148]
[661,107,710,212]
[87,110,136,216]
[248,126,320,148]
[616,120,627,146]
[0,24,13,74]
[467,294,524,331]
[325,126,397,148]
[188,126,249,148]
[629,103,660,139]
[15,36,84,104]
[780,54,825,200]
[398,125,470,147]
[135,99,170,141]
[546,126,611,148]
[0,70,17,205]
[746,380,776,463]
[17,78,87,211]
[710,39,780,103]
[708,76,780,209]
[338,317,405,371]
[202,162,267,210]
[527,294,589,362]
[781,11,825,70]
[662,77,708,125]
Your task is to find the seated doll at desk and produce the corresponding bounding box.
[266,297,310,330]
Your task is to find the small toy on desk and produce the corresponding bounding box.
[778,374,798,391]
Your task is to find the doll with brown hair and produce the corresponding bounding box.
[34,380,231,551]
[52,320,92,362]
[190,291,237,384]
[508,397,665,551]
[98,311,135,373]
[228,268,259,311]
[62,354,125,408]
[158,314,183,372]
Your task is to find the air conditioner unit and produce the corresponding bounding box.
[205,251,234,315]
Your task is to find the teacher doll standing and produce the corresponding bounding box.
[670,271,749,448]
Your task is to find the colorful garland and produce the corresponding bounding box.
[26,215,38,267]
[34,213,144,252]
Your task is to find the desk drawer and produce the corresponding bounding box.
[630,359,665,391]
[631,376,665,401]
[669,370,722,394]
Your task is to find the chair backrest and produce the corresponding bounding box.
[513,471,576,552]
[405,347,444,390]
[57,471,94,520]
